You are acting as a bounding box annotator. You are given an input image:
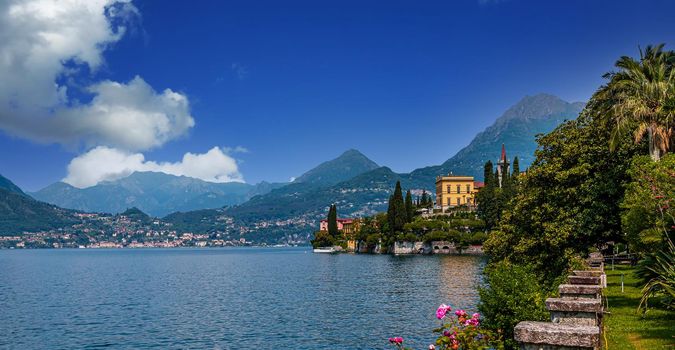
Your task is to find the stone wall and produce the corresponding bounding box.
[514,255,606,350]
[392,241,430,254]
[430,241,459,254]
[356,241,484,255]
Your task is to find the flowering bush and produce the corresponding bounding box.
[389,304,503,350]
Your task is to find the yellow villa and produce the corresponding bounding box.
[435,174,483,210]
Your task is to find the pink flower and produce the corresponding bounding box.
[472,313,480,319]
[445,331,456,340]
[389,337,404,344]
[464,318,480,327]
[428,345,436,350]
[436,304,452,319]
[455,309,467,317]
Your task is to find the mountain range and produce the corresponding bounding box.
[31,172,286,217]
[0,175,78,235]
[4,93,585,242]
[164,94,585,242]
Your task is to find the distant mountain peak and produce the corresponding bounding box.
[0,174,26,196]
[31,171,285,217]
[294,149,379,186]
[498,94,584,123]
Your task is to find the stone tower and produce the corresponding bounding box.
[497,144,509,188]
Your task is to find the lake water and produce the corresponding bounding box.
[0,247,485,349]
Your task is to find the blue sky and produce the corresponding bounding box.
[0,0,673,191]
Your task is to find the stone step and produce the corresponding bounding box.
[573,270,603,277]
[569,275,601,285]
[546,298,602,313]
[514,321,600,349]
[559,284,602,299]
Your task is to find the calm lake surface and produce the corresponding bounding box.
[0,247,485,349]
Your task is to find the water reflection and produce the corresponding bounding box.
[438,255,486,310]
[0,248,486,350]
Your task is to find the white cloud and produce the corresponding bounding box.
[0,0,194,151]
[64,146,244,188]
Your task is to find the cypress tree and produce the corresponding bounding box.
[392,181,406,232]
[512,157,520,176]
[327,204,338,238]
[405,190,414,223]
[483,160,494,186]
[387,194,395,235]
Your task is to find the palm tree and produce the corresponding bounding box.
[598,44,675,161]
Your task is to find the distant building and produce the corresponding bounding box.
[319,218,361,235]
[435,175,481,210]
[497,144,510,188]
[319,218,361,251]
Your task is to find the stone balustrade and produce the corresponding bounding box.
[514,255,607,349]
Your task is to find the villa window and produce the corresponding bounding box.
[466,184,470,193]
[456,185,461,193]
[447,185,451,193]
[457,198,461,206]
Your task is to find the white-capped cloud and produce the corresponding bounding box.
[64,146,244,188]
[0,0,194,151]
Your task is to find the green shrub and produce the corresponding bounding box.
[635,239,675,311]
[468,231,488,245]
[311,231,334,248]
[478,261,549,349]
[396,232,419,242]
[423,230,449,243]
[364,233,381,251]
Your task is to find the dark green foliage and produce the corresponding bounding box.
[387,181,406,235]
[483,161,494,186]
[120,207,153,223]
[423,230,452,243]
[478,262,550,349]
[419,190,433,208]
[635,239,675,311]
[311,230,335,248]
[621,154,675,253]
[476,161,501,231]
[357,217,378,241]
[404,190,414,222]
[0,189,79,235]
[327,204,338,238]
[512,157,520,177]
[484,98,646,284]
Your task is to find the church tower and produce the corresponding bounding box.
[497,144,509,188]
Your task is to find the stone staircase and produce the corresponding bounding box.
[514,254,606,349]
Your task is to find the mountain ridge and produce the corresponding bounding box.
[294,149,380,186]
[164,93,585,243]
[31,171,286,217]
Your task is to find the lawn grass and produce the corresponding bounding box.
[604,264,674,349]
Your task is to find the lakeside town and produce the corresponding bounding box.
[1,145,514,252]
[0,0,673,348]
[0,208,278,249]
